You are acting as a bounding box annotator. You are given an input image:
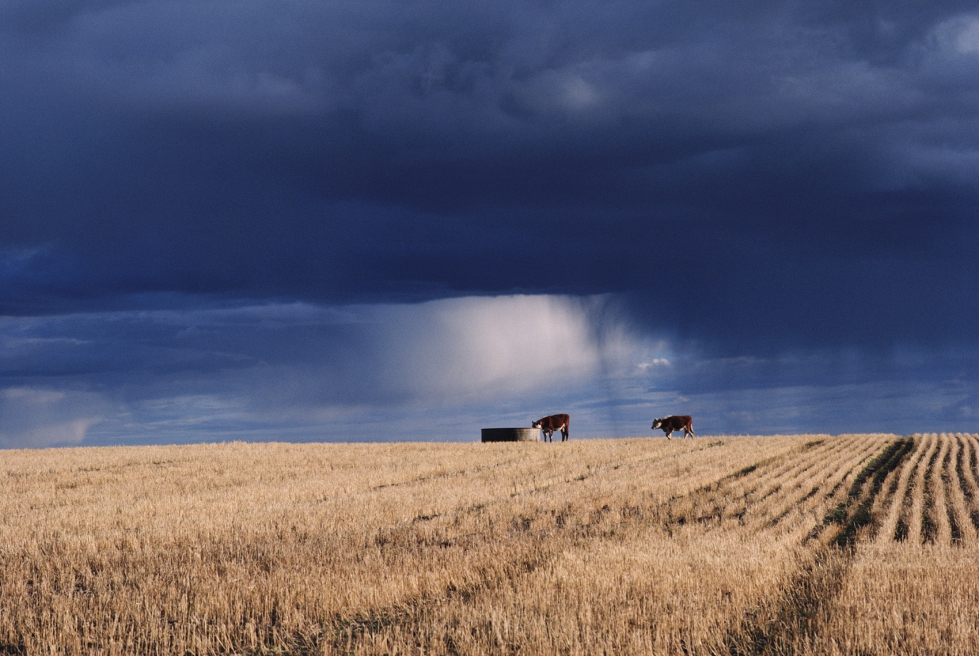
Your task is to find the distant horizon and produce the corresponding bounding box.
[5,427,960,452]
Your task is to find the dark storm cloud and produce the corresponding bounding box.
[2,1,976,342]
[1,1,978,444]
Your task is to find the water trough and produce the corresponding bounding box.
[481,428,540,443]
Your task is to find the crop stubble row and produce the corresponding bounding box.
[876,433,979,546]
[797,434,979,656]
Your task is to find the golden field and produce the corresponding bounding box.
[1,433,977,655]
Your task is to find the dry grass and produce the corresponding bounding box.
[0,433,977,654]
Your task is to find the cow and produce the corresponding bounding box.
[532,414,570,442]
[652,415,694,439]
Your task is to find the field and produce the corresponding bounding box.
[1,433,978,655]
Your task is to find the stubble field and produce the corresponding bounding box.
[1,433,978,655]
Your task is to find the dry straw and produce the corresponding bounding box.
[1,433,977,654]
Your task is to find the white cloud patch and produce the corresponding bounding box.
[210,295,665,415]
[636,358,671,372]
[930,14,979,55]
[560,75,599,110]
[363,295,619,400]
[0,387,107,448]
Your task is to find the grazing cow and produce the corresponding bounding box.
[652,415,694,439]
[532,414,570,442]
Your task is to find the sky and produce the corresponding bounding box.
[1,0,978,447]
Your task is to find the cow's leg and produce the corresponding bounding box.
[665,429,672,439]
[561,425,568,441]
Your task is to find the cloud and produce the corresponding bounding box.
[1,1,979,442]
[0,387,106,448]
[351,295,622,401]
[4,292,979,444]
[929,14,979,55]
[168,295,660,407]
[0,295,671,443]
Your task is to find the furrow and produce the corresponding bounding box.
[814,438,889,506]
[741,438,854,506]
[730,441,860,532]
[720,438,864,533]
[805,437,898,542]
[750,439,856,518]
[878,433,931,543]
[944,435,971,545]
[963,435,979,532]
[868,438,916,527]
[724,447,823,500]
[757,436,882,533]
[919,435,944,544]
[729,438,914,655]
[757,444,857,530]
[929,435,952,545]
[906,434,939,544]
[826,438,915,549]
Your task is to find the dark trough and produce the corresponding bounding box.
[481,428,540,443]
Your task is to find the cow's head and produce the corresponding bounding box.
[651,418,663,430]
[532,419,541,428]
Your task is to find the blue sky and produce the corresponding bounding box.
[2,1,978,447]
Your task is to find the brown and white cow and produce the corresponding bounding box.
[532,414,570,442]
[651,415,694,439]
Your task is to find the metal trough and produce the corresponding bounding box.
[481,428,540,443]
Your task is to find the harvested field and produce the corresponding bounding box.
[1,434,977,654]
